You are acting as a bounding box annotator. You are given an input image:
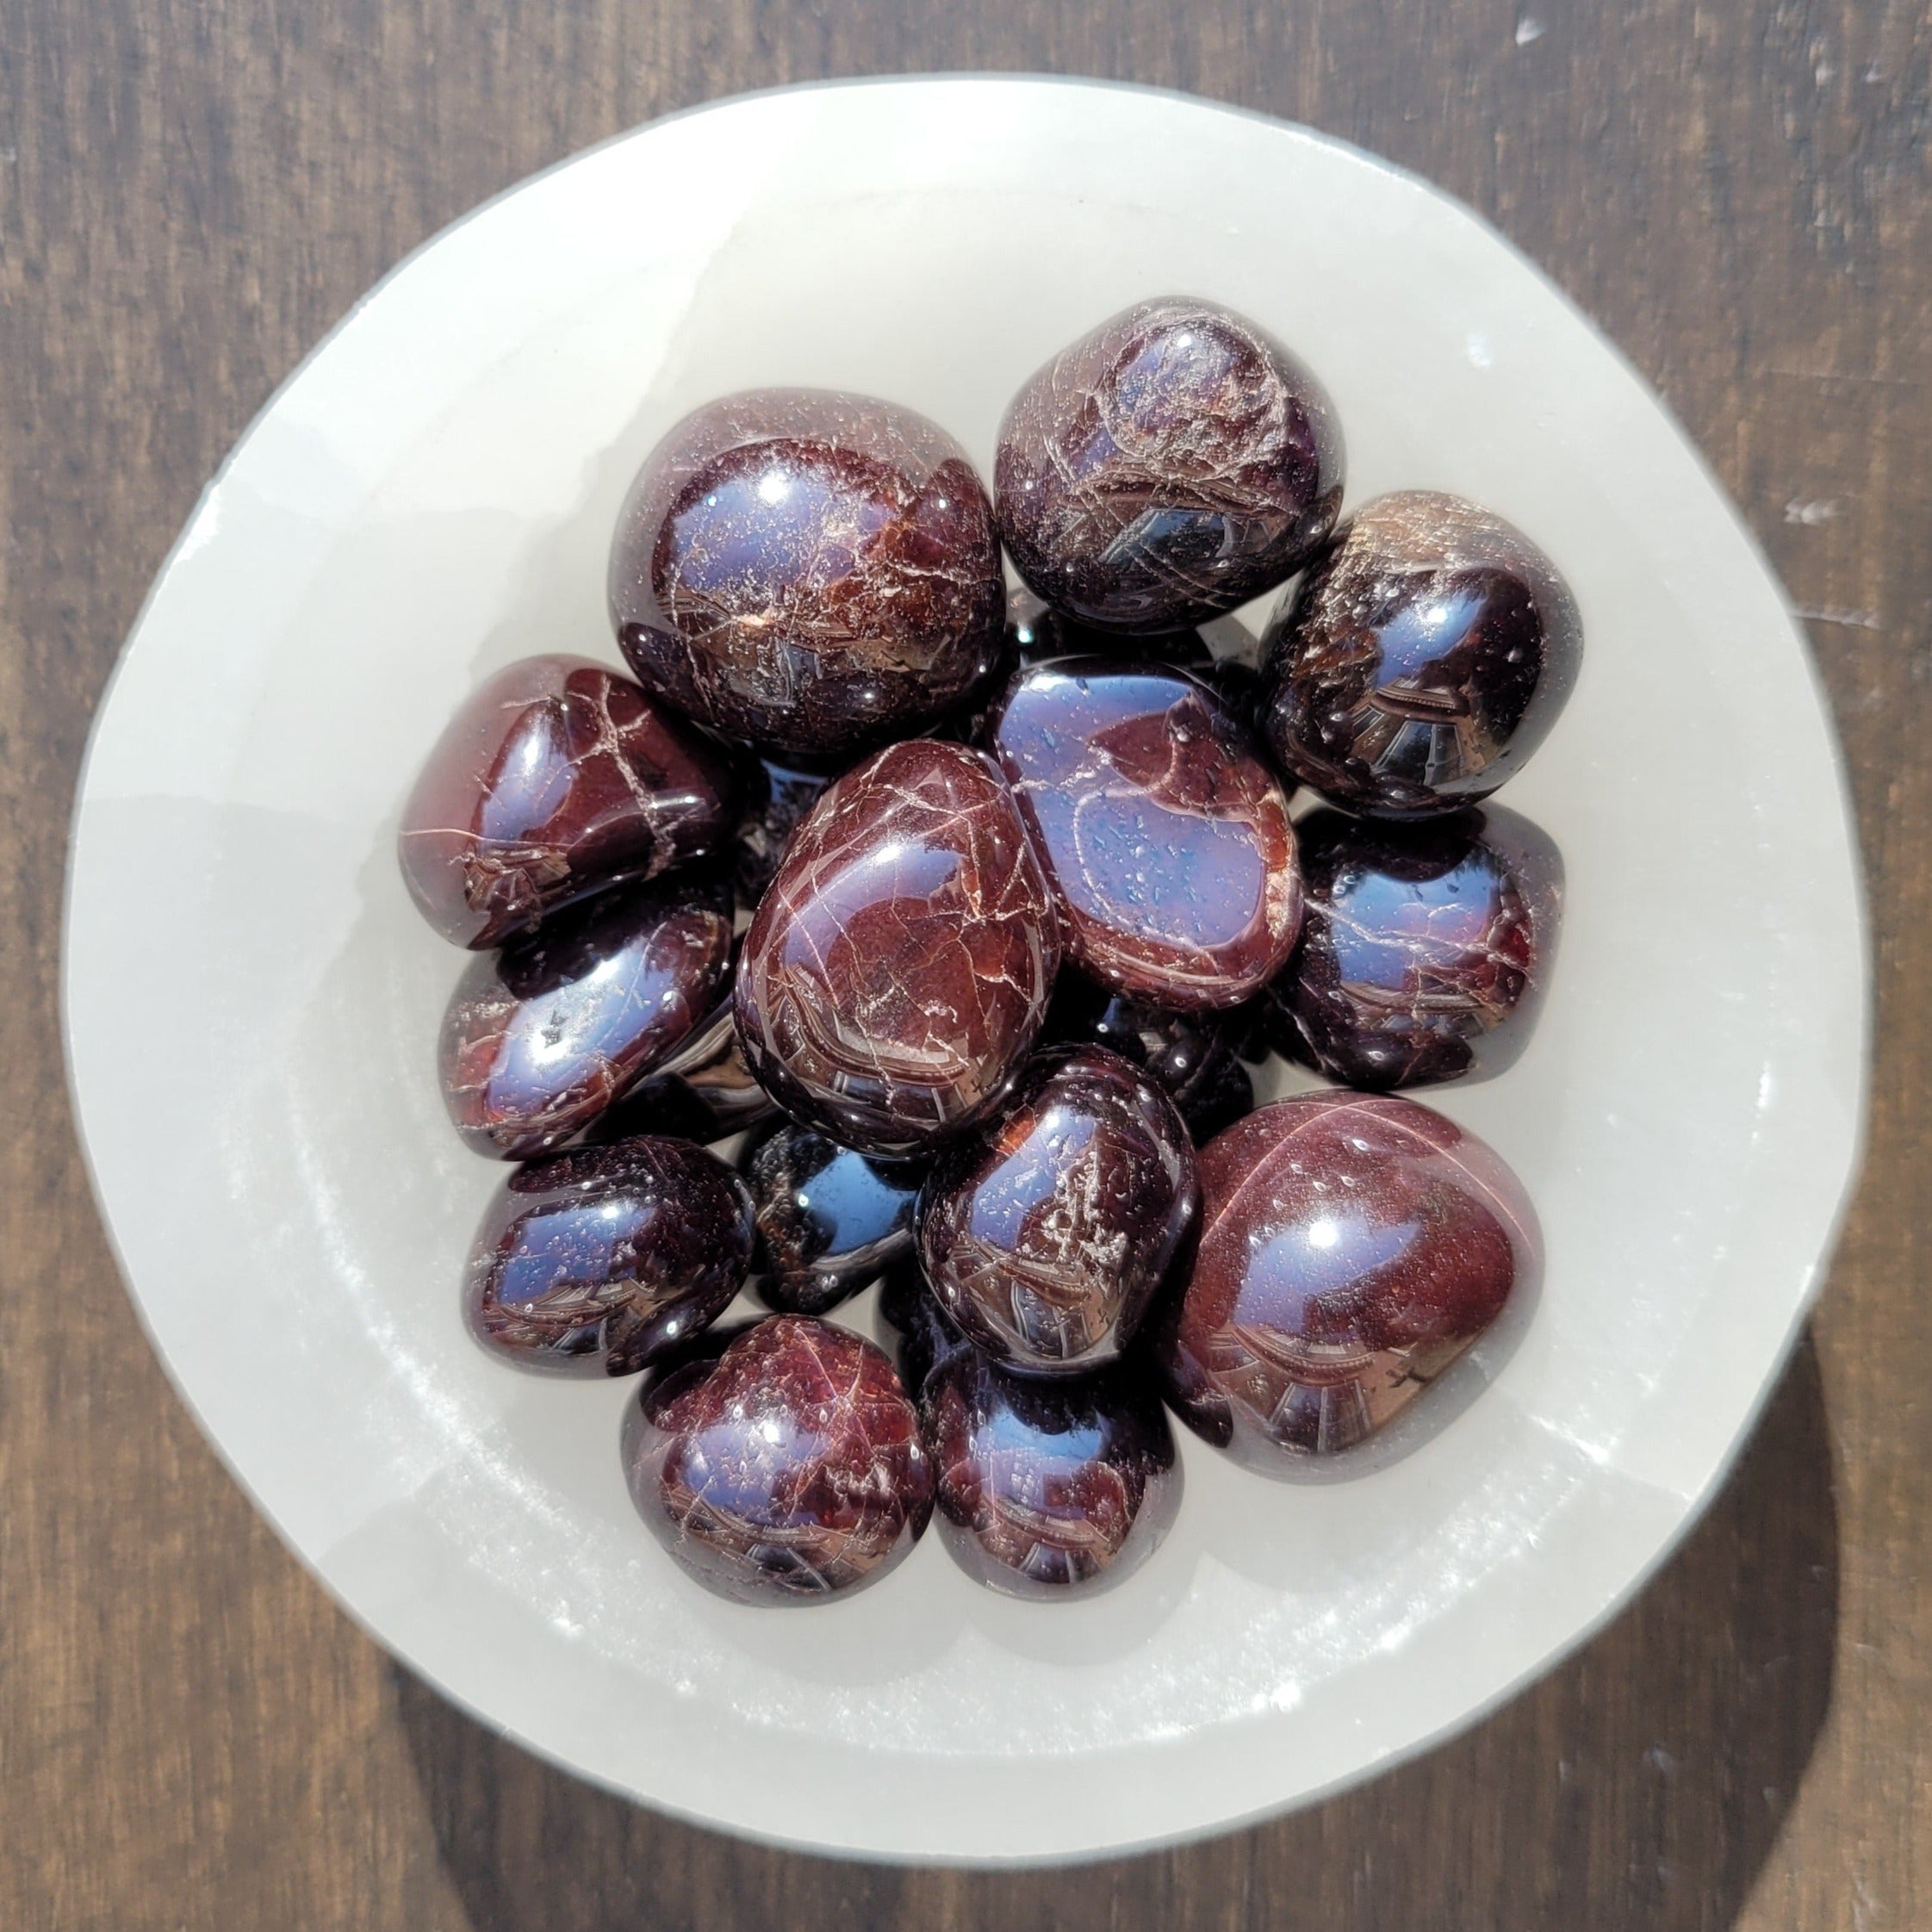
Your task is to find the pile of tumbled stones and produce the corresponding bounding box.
[397,295,1577,1606]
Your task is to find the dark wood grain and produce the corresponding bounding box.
[1,3,1925,1928]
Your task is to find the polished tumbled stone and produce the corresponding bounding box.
[399,654,735,948]
[1259,490,1583,817]
[463,1136,753,1376]
[622,1315,933,1605]
[918,1045,1199,1376]
[1154,1093,1539,1467]
[996,296,1345,633]
[734,740,1060,1156]
[991,659,1301,1009]
[610,388,1005,757]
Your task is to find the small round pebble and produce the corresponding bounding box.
[1258,490,1582,816]
[996,296,1345,632]
[463,1136,754,1376]
[622,1316,933,1605]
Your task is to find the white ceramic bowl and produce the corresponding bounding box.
[63,76,1867,1863]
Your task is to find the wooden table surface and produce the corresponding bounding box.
[3,3,1927,1927]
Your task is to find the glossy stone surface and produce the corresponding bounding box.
[733,752,841,910]
[583,989,781,1146]
[463,1137,753,1376]
[622,1315,933,1605]
[1008,588,1215,673]
[995,297,1345,633]
[652,991,782,1132]
[1154,1094,1539,1465]
[579,1074,729,1149]
[922,1343,1182,1598]
[918,1046,1199,1376]
[739,1119,926,1316]
[1258,491,1583,816]
[610,388,1005,756]
[439,876,733,1160]
[876,1261,972,1398]
[1277,805,1564,1088]
[1046,972,1236,1111]
[1177,1053,1254,1145]
[735,740,1060,1156]
[398,655,736,948]
[992,660,1301,1009]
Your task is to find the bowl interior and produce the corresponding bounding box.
[63,77,1864,1862]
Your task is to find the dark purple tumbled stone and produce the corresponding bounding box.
[1258,491,1583,817]
[991,659,1301,1009]
[398,655,736,948]
[1007,587,1217,673]
[439,876,733,1160]
[463,1136,753,1376]
[1274,804,1564,1089]
[621,1315,933,1605]
[1176,1053,1254,1145]
[995,297,1345,633]
[1045,972,1237,1111]
[732,751,842,912]
[739,1119,926,1316]
[875,1261,972,1399]
[917,1046,1199,1377]
[922,1343,1182,1598]
[609,389,1005,757]
[1153,1094,1540,1467]
[734,740,1061,1156]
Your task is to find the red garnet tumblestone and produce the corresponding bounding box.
[733,739,1060,1157]
[916,1046,1198,1376]
[922,1342,1182,1599]
[463,1136,754,1376]
[609,389,1005,757]
[622,1315,934,1605]
[1273,804,1564,1089]
[1258,490,1583,817]
[439,876,733,1160]
[398,655,736,948]
[995,296,1345,633]
[991,659,1301,1009]
[1154,1093,1539,1466]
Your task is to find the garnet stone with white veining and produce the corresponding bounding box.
[917,1046,1199,1376]
[995,296,1345,633]
[733,739,1061,1156]
[622,1315,933,1605]
[1258,490,1583,816]
[610,389,1005,757]
[439,874,733,1160]
[1153,1093,1539,1465]
[991,659,1301,1009]
[1274,804,1564,1088]
[398,655,736,948]
[464,1136,754,1376]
